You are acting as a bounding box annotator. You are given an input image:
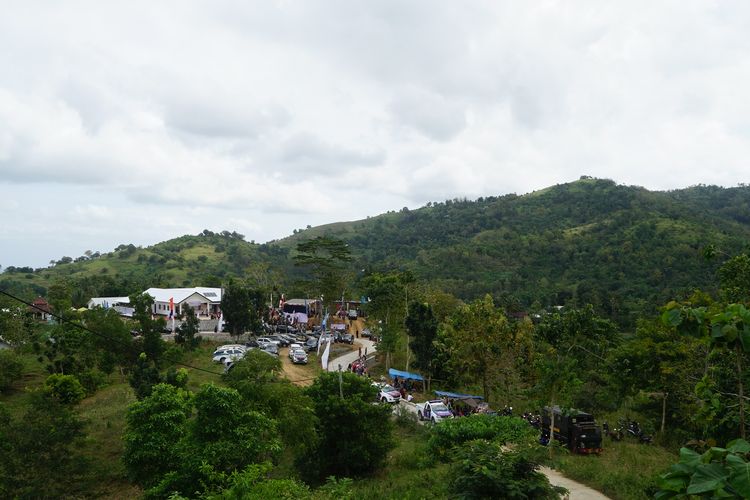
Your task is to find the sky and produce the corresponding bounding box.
[1,1,750,268]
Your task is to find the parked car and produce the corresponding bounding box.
[341,333,354,344]
[212,348,245,364]
[245,340,260,348]
[291,349,308,364]
[348,309,358,320]
[263,345,279,356]
[214,344,246,353]
[289,343,303,357]
[267,335,290,347]
[374,383,401,404]
[361,328,372,338]
[257,337,280,346]
[304,337,318,352]
[416,400,454,423]
[279,334,296,344]
[275,325,298,334]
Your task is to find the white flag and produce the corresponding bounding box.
[321,339,331,370]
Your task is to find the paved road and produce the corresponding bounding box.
[325,338,376,372]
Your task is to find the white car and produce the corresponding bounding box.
[290,349,308,364]
[214,344,246,354]
[288,343,303,357]
[212,348,245,364]
[416,400,454,423]
[374,383,401,404]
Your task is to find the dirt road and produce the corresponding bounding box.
[279,347,316,386]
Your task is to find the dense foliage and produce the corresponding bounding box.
[0,391,88,498]
[656,440,750,498]
[449,440,566,500]
[301,372,395,480]
[427,414,537,460]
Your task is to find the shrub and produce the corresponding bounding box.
[655,439,750,498]
[0,349,23,393]
[428,414,537,460]
[44,374,86,405]
[449,439,566,499]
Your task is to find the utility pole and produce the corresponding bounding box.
[338,364,343,399]
[405,283,410,372]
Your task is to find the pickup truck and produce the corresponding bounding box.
[416,400,454,423]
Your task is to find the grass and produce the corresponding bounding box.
[554,437,676,500]
[348,426,452,499]
[0,351,48,416]
[77,382,142,498]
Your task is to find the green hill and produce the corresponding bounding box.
[3,178,749,327]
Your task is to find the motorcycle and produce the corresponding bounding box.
[617,417,652,444]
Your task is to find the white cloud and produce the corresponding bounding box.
[1,0,750,267]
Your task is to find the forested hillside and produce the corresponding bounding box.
[282,178,750,327]
[3,178,749,327]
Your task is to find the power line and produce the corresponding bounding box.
[0,289,224,377]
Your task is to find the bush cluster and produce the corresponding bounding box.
[427,414,537,460]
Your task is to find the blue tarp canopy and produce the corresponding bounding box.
[434,390,484,400]
[388,368,424,382]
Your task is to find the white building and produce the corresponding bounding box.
[144,287,222,318]
[88,287,222,319]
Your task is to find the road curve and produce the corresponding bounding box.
[325,338,376,372]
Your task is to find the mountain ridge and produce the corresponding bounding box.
[2,177,749,327]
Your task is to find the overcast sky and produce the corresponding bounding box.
[1,1,749,268]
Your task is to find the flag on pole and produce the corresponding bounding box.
[321,338,331,370]
[169,297,175,333]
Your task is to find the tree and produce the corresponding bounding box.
[0,305,36,346]
[439,295,512,401]
[130,292,164,364]
[128,352,162,400]
[663,301,750,438]
[83,307,134,376]
[224,351,317,452]
[176,304,201,350]
[405,301,438,391]
[122,383,193,488]
[608,318,704,435]
[44,373,86,405]
[0,349,23,393]
[719,254,750,304]
[301,372,394,479]
[535,305,620,410]
[0,391,88,498]
[361,271,411,370]
[148,384,281,497]
[48,278,73,314]
[294,236,352,312]
[221,279,252,339]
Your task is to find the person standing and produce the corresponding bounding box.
[358,346,362,358]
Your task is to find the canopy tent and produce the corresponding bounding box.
[434,390,484,400]
[462,398,483,408]
[388,368,424,382]
[330,323,346,331]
